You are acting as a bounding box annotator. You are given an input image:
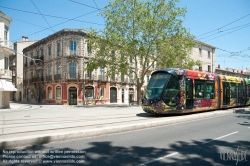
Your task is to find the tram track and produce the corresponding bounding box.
[0,117,152,139]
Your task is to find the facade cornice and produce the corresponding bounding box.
[0,11,12,23]
[192,39,216,49]
[23,29,88,52]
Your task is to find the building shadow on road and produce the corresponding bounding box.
[234,109,250,126]
[1,137,249,166]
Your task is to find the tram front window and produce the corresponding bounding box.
[145,73,170,100]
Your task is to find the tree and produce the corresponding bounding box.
[87,0,200,105]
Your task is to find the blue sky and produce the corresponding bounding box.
[1,0,249,70]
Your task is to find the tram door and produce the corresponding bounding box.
[186,78,193,109]
[222,82,230,105]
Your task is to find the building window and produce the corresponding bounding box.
[36,50,39,57]
[208,65,211,72]
[208,51,210,59]
[48,66,51,76]
[100,87,104,97]
[85,86,94,99]
[70,41,76,54]
[4,25,8,41]
[56,86,61,99]
[57,43,60,56]
[87,71,92,79]
[48,87,52,99]
[100,68,104,80]
[121,74,124,82]
[48,46,51,57]
[69,63,76,78]
[56,64,61,74]
[40,48,44,56]
[87,45,92,56]
[4,57,8,70]
[199,48,202,56]
[199,66,202,71]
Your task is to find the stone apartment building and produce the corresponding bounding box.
[215,65,250,78]
[190,40,216,73]
[9,36,37,102]
[0,11,16,109]
[23,29,136,105]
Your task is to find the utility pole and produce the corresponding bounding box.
[82,57,85,105]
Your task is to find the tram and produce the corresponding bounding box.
[141,68,250,114]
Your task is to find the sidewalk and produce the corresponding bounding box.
[8,101,138,109]
[0,102,249,149]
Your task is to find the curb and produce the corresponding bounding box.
[0,109,237,150]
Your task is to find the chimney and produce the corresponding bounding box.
[218,64,220,68]
[22,36,28,41]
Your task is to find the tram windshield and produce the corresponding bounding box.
[145,72,170,100]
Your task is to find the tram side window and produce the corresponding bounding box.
[205,81,215,99]
[194,80,205,98]
[238,83,244,97]
[230,83,237,98]
[248,85,250,97]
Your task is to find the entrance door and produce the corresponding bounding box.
[69,87,77,105]
[110,87,117,103]
[186,78,193,109]
[222,82,230,106]
[122,88,124,103]
[27,89,31,102]
[19,91,22,102]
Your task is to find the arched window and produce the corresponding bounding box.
[85,86,94,99]
[56,86,61,99]
[48,87,52,99]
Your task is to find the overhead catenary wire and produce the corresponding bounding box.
[30,0,54,32]
[69,0,103,10]
[12,8,102,42]
[196,13,250,37]
[197,22,250,40]
[0,5,104,26]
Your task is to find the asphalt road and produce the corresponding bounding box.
[2,108,249,166]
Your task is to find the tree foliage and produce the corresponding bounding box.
[87,0,200,104]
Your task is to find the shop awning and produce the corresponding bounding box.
[0,80,17,91]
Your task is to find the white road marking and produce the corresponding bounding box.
[137,152,179,166]
[202,131,239,144]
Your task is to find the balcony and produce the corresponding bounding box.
[46,75,52,81]
[30,61,34,66]
[0,69,12,79]
[64,72,79,80]
[66,50,80,56]
[12,71,16,77]
[98,75,108,82]
[0,38,13,50]
[84,74,96,82]
[23,79,29,85]
[54,74,61,80]
[110,77,117,83]
[9,60,16,67]
[121,78,128,84]
[56,52,62,57]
